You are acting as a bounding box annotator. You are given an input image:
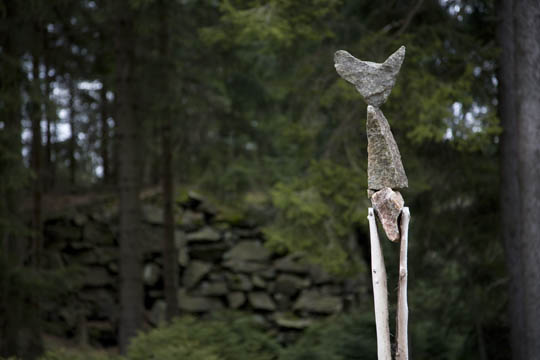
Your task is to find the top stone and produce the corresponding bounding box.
[334,46,405,107]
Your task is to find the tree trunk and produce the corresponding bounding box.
[100,85,110,184]
[43,34,55,191]
[30,48,43,268]
[159,0,178,321]
[68,79,76,186]
[114,1,143,352]
[496,1,525,359]
[0,4,26,355]
[513,0,540,358]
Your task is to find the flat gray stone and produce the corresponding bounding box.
[227,292,246,309]
[222,259,267,273]
[226,273,253,291]
[273,293,292,310]
[186,226,221,242]
[182,260,212,288]
[179,210,205,231]
[177,288,223,313]
[189,242,228,262]
[273,313,312,329]
[178,248,189,267]
[371,188,404,242]
[274,274,310,296]
[293,289,343,314]
[273,254,309,274]
[223,241,271,262]
[334,46,405,107]
[251,274,267,289]
[367,106,408,190]
[149,300,167,326]
[248,292,276,311]
[198,281,228,296]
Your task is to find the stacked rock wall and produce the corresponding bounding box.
[42,193,366,346]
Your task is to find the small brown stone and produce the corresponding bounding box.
[371,188,404,242]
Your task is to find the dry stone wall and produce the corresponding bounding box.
[42,192,367,346]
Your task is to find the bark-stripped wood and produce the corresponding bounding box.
[396,207,410,360]
[367,208,392,360]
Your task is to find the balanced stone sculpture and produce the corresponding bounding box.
[334,46,411,360]
[334,46,408,241]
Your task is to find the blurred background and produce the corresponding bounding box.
[1,0,538,359]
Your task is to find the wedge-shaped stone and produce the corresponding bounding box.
[367,106,408,190]
[371,187,404,242]
[334,46,405,106]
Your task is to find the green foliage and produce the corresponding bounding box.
[39,349,120,360]
[281,312,377,360]
[128,313,281,360]
[264,160,367,275]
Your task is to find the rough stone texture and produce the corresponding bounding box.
[143,263,161,286]
[149,300,166,326]
[178,248,189,267]
[177,288,223,313]
[227,292,246,309]
[226,273,253,291]
[186,226,221,242]
[190,242,228,262]
[334,46,405,107]
[248,292,276,311]
[367,105,408,190]
[293,289,343,314]
[182,260,212,288]
[179,210,205,231]
[371,187,404,242]
[274,274,311,296]
[42,193,368,348]
[198,281,228,296]
[259,267,276,279]
[274,254,309,274]
[251,274,267,289]
[273,313,312,329]
[273,293,292,310]
[309,265,332,285]
[223,259,267,273]
[223,241,271,262]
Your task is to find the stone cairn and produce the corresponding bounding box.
[41,192,366,347]
[334,46,407,235]
[334,47,411,360]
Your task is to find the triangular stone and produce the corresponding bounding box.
[334,46,405,107]
[367,106,408,190]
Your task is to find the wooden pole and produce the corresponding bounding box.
[368,208,392,360]
[396,207,410,360]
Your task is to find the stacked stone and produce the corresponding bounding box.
[334,47,408,242]
[41,192,367,347]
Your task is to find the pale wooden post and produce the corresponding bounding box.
[396,207,410,360]
[368,208,392,360]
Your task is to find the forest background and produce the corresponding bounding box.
[1,0,539,359]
